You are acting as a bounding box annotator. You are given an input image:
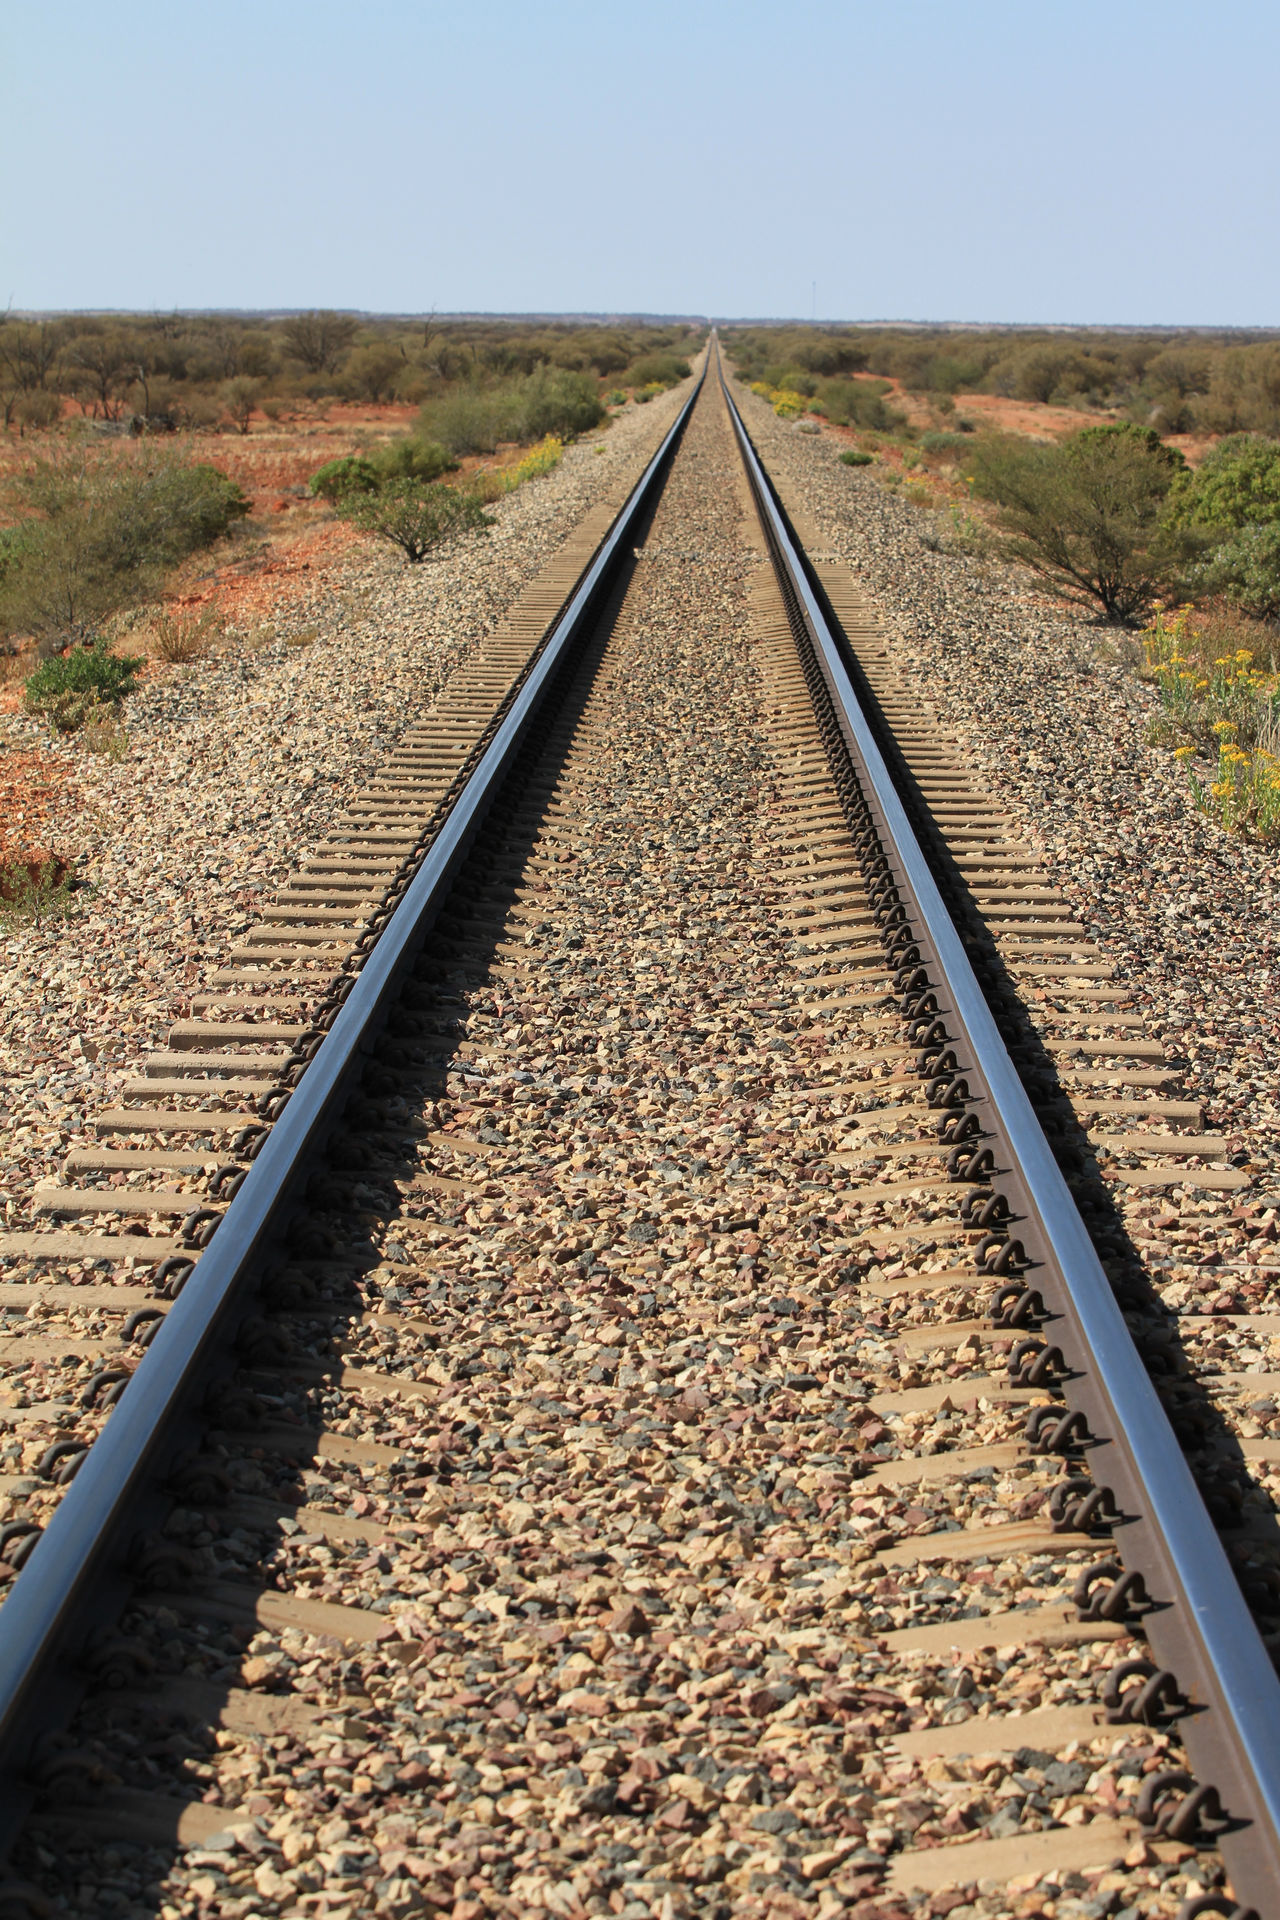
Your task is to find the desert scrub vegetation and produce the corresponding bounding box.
[1134,606,1280,844]
[1188,738,1280,844]
[0,311,703,433]
[1142,606,1280,750]
[747,374,903,434]
[622,352,690,392]
[336,480,492,564]
[416,367,605,457]
[470,436,563,503]
[308,439,457,501]
[313,429,561,561]
[0,854,81,926]
[145,602,227,663]
[967,427,1280,627]
[966,424,1190,625]
[1165,434,1280,618]
[22,637,142,733]
[722,322,1280,434]
[0,444,248,647]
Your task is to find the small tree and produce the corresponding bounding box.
[65,328,137,420]
[0,320,66,426]
[968,424,1188,625]
[338,480,490,563]
[221,376,262,435]
[339,345,404,404]
[281,311,358,374]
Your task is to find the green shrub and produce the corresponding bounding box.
[417,367,604,456]
[789,338,868,377]
[839,449,873,467]
[375,439,455,485]
[337,480,492,563]
[1190,345,1280,438]
[968,423,1189,624]
[624,353,689,390]
[309,439,455,501]
[24,638,142,732]
[310,454,380,500]
[816,378,903,433]
[776,368,819,398]
[1165,434,1280,537]
[13,391,62,432]
[605,390,627,406]
[134,462,250,560]
[1,449,249,645]
[1192,523,1280,619]
[919,431,977,455]
[338,344,405,404]
[0,855,79,925]
[416,386,518,456]
[517,366,604,441]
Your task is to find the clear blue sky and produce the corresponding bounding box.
[5,0,1279,326]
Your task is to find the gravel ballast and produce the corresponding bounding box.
[12,380,1227,1920]
[0,384,691,1227]
[733,384,1280,1197]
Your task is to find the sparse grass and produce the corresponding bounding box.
[944,505,995,557]
[148,603,226,663]
[0,855,80,926]
[284,627,318,650]
[80,706,130,757]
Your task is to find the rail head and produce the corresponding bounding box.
[718,343,1280,1914]
[0,361,707,1816]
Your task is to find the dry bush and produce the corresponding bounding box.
[148,603,226,663]
[80,706,130,758]
[0,855,77,925]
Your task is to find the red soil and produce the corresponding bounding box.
[0,747,76,868]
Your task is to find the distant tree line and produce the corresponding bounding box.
[725,324,1280,438]
[0,312,704,436]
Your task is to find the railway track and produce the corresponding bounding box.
[0,343,1276,1918]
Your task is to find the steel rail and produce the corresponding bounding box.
[0,362,705,1815]
[719,345,1280,1914]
